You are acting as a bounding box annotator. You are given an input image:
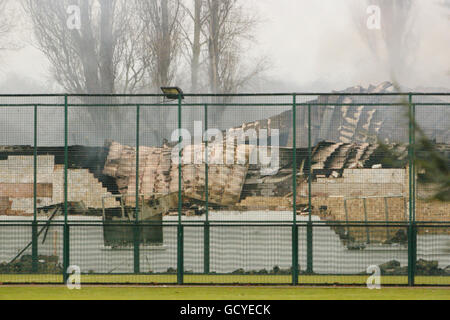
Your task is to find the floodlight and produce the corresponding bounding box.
[160,87,184,100]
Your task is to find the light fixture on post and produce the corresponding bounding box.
[160,85,184,285]
[160,86,184,100]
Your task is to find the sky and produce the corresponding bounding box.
[0,0,449,93]
[252,0,450,91]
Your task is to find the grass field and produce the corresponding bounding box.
[0,286,449,300]
[1,274,449,286]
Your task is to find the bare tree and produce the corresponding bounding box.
[180,0,266,94]
[179,0,207,93]
[190,0,204,93]
[204,0,264,94]
[23,0,151,95]
[0,0,10,47]
[0,0,16,50]
[137,0,183,91]
[22,0,155,142]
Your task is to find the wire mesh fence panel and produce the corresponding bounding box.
[138,102,179,220]
[0,223,63,283]
[306,96,411,225]
[195,224,293,284]
[70,223,134,274]
[297,224,409,285]
[411,102,450,285]
[179,104,206,222]
[415,224,450,285]
[68,99,137,220]
[203,98,294,223]
[67,223,178,284]
[182,225,205,277]
[414,103,449,222]
[0,96,66,282]
[137,223,179,282]
[35,103,66,226]
[0,105,35,218]
[0,93,448,285]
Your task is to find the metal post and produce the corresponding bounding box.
[408,94,416,286]
[31,222,38,273]
[63,223,70,283]
[32,104,38,273]
[204,104,210,274]
[177,94,184,284]
[306,103,313,274]
[63,95,69,284]
[412,101,416,223]
[177,224,184,284]
[408,223,417,286]
[292,95,298,285]
[204,222,210,274]
[134,105,140,273]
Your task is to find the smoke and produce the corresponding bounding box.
[351,0,417,84]
[254,0,449,91]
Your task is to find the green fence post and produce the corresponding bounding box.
[412,99,416,223]
[63,224,70,283]
[31,222,38,273]
[407,94,416,286]
[32,104,38,273]
[306,103,313,274]
[177,93,184,284]
[408,222,417,286]
[177,224,184,284]
[204,104,210,274]
[412,98,417,285]
[306,223,313,274]
[134,104,140,274]
[204,222,210,274]
[133,223,140,273]
[292,94,298,285]
[63,95,69,284]
[292,225,298,285]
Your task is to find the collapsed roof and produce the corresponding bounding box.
[231,81,449,148]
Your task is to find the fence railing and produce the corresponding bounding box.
[0,92,448,286]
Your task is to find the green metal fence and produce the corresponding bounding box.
[0,92,449,286]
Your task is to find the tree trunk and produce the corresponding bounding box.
[190,0,202,93]
[158,0,171,87]
[208,0,220,94]
[99,0,115,94]
[79,0,100,93]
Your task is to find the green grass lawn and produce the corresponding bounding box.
[0,286,449,300]
[1,274,449,286]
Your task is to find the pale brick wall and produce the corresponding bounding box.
[0,155,118,214]
[298,168,407,198]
